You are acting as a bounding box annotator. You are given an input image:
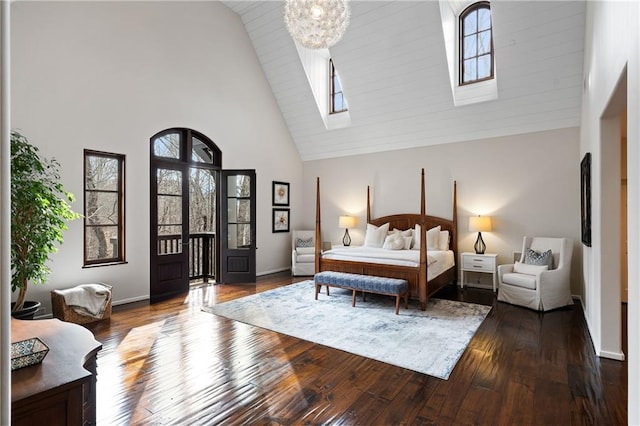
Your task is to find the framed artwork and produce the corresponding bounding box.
[272,181,290,206]
[272,208,290,233]
[580,152,591,247]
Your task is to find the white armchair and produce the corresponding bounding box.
[497,237,573,311]
[291,230,316,276]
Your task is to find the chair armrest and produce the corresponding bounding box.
[538,267,570,288]
[497,263,514,280]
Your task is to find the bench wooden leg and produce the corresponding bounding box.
[315,283,320,300]
[395,295,401,315]
[352,290,357,307]
[326,285,330,296]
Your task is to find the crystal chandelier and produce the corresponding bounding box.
[284,0,351,50]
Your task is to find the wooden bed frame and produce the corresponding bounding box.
[314,169,457,310]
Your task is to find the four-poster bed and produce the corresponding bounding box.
[314,169,458,310]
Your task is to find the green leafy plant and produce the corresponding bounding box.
[11,131,81,312]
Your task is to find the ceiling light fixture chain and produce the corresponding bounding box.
[284,0,351,50]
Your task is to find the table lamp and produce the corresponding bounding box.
[469,215,491,254]
[338,215,356,246]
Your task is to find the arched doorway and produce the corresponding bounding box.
[149,128,221,302]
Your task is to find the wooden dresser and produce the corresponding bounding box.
[11,318,102,426]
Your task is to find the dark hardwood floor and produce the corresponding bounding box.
[87,272,627,425]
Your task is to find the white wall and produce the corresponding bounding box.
[580,1,639,423]
[303,127,582,293]
[10,1,303,313]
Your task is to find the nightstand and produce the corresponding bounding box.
[461,252,498,292]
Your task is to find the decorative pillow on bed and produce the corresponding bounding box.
[364,222,390,248]
[524,248,554,269]
[295,237,314,248]
[382,233,405,250]
[438,230,450,250]
[411,225,440,249]
[426,225,441,249]
[513,261,548,275]
[390,228,413,249]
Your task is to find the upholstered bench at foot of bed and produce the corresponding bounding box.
[314,271,409,315]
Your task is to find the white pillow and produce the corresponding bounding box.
[296,247,315,255]
[364,222,390,248]
[426,225,441,249]
[513,261,548,275]
[382,233,405,250]
[402,236,413,250]
[438,230,450,250]
[413,224,421,249]
[391,228,413,249]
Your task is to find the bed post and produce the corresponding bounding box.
[366,185,371,223]
[419,169,428,310]
[315,177,321,274]
[452,181,458,285]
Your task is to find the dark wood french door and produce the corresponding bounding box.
[150,162,189,302]
[220,170,256,283]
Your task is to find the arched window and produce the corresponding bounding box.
[460,2,493,85]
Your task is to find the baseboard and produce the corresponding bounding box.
[113,295,149,306]
[571,295,626,361]
[257,267,291,277]
[572,294,584,310]
[598,349,626,361]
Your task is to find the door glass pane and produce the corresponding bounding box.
[157,195,182,226]
[237,224,251,248]
[192,137,214,164]
[236,200,251,223]
[157,229,182,255]
[157,166,182,255]
[157,169,182,195]
[227,174,252,250]
[227,198,238,223]
[153,133,181,159]
[189,168,216,233]
[228,175,251,197]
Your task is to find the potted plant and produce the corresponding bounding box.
[11,131,80,319]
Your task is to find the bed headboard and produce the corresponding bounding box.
[367,181,458,254]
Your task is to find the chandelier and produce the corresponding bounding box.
[284,0,351,50]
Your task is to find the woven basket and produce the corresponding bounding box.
[51,289,112,325]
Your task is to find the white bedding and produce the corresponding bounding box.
[322,247,455,281]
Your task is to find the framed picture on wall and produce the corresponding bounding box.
[581,152,592,247]
[272,181,289,206]
[272,208,290,233]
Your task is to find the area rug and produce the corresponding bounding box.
[202,281,491,380]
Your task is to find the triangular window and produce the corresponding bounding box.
[330,58,348,114]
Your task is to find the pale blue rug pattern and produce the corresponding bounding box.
[202,281,492,380]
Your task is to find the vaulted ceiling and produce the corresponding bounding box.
[223,1,585,161]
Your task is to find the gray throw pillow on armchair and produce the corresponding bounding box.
[524,248,554,269]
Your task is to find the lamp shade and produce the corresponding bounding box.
[469,216,492,232]
[338,215,356,229]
